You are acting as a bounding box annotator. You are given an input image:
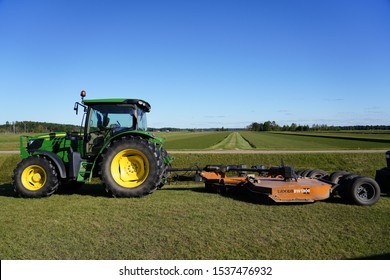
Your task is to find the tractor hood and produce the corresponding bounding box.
[19,132,71,158]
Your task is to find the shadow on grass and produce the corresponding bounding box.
[160,184,390,206]
[2,182,389,203]
[161,185,290,205]
[0,183,111,198]
[352,253,390,260]
[57,184,111,197]
[0,183,16,197]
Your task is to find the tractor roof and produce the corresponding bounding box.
[83,98,151,112]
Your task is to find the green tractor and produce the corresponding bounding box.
[12,91,171,198]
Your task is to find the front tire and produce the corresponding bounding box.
[101,137,162,197]
[12,156,59,198]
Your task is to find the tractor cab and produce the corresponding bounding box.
[74,92,152,157]
[83,99,150,132]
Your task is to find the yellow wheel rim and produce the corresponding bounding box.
[110,149,150,188]
[21,165,47,191]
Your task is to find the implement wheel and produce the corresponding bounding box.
[101,136,162,197]
[338,174,359,200]
[12,156,59,198]
[329,171,349,184]
[348,176,380,206]
[308,169,328,179]
[300,169,313,177]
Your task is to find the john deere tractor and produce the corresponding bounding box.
[13,91,171,198]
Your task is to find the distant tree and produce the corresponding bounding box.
[290,123,297,131]
[263,121,272,131]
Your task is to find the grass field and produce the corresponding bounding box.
[240,131,390,150]
[157,131,390,150]
[0,134,20,151]
[2,130,390,151]
[156,131,230,150]
[1,153,389,260]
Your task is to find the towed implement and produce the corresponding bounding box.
[168,164,382,206]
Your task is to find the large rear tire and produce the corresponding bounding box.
[101,136,162,197]
[12,156,59,198]
[156,147,171,189]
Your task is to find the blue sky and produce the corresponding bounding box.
[1,0,389,128]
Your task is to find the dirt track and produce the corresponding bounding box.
[0,151,20,154]
[1,149,387,155]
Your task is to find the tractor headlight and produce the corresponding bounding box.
[27,139,44,150]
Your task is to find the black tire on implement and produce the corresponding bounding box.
[12,155,59,198]
[307,169,328,179]
[101,136,163,197]
[329,171,349,184]
[337,174,359,200]
[348,176,381,206]
[300,169,313,178]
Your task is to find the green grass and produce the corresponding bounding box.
[0,134,20,151]
[241,131,390,150]
[1,153,389,260]
[158,131,390,151]
[156,131,230,150]
[207,132,253,150]
[279,130,390,140]
[0,154,20,182]
[0,183,389,260]
[170,153,386,177]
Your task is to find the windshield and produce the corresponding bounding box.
[88,104,148,133]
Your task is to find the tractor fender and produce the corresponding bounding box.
[97,131,159,156]
[30,150,67,179]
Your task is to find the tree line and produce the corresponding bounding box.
[247,121,390,132]
[0,121,80,134]
[1,120,389,134]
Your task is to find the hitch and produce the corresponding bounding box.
[167,165,203,182]
[167,164,298,183]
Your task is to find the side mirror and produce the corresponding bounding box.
[74,102,87,115]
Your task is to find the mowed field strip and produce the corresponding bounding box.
[207,132,253,150]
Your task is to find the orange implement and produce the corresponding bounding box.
[169,164,380,206]
[247,177,331,203]
[200,170,332,203]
